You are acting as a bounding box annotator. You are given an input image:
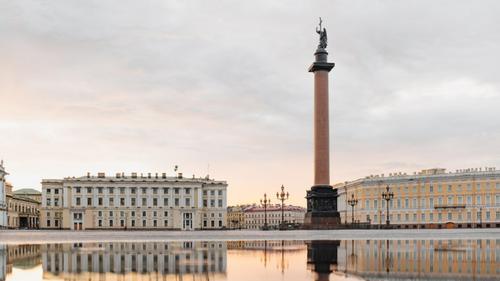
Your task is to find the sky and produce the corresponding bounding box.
[1,1,500,207]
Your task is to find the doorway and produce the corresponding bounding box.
[183,213,193,230]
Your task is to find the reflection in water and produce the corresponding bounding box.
[307,240,340,281]
[42,242,226,280]
[1,238,499,281]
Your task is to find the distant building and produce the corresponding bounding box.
[243,204,306,230]
[0,161,8,229]
[336,168,500,228]
[13,188,42,203]
[226,205,247,229]
[40,172,227,230]
[6,187,40,229]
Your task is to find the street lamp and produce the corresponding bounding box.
[381,185,394,227]
[347,193,358,226]
[260,193,271,230]
[276,185,289,229]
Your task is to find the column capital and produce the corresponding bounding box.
[308,62,335,73]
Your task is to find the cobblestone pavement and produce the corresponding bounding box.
[0,228,499,244]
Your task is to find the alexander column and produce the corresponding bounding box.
[304,18,341,229]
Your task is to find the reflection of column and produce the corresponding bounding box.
[0,245,6,281]
[307,240,340,281]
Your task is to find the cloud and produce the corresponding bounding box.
[1,0,500,206]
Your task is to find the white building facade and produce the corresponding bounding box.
[0,161,8,229]
[40,172,227,230]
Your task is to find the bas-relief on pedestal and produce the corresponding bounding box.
[303,18,341,229]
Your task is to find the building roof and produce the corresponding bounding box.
[13,188,41,195]
[42,172,227,185]
[243,204,306,213]
[334,167,500,191]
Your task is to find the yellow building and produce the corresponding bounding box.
[336,168,500,228]
[6,193,40,229]
[227,205,246,229]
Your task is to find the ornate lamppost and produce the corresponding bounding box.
[276,185,289,229]
[347,193,358,226]
[260,193,271,230]
[381,185,394,227]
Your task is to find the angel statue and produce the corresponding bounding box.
[316,17,327,49]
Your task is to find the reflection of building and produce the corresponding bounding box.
[227,240,306,251]
[227,205,246,229]
[41,241,227,280]
[0,245,6,281]
[243,205,306,229]
[40,172,227,230]
[337,239,500,280]
[0,161,8,229]
[6,188,40,229]
[337,168,500,228]
[6,245,41,276]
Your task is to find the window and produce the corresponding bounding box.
[210,200,215,207]
[153,220,157,227]
[98,220,102,227]
[164,211,168,216]
[412,198,417,208]
[163,188,169,194]
[405,214,409,221]
[142,198,147,206]
[429,185,434,193]
[142,220,146,227]
[421,213,425,221]
[47,220,51,227]
[75,187,81,193]
[430,213,434,221]
[218,199,223,207]
[153,188,158,194]
[203,190,207,196]
[46,199,51,206]
[210,190,215,196]
[164,198,169,206]
[486,211,490,220]
[185,188,191,194]
[365,200,370,210]
[153,198,158,206]
[467,196,472,205]
[131,188,136,194]
[203,200,207,207]
[185,198,191,206]
[174,188,179,194]
[448,213,452,220]
[476,196,481,205]
[109,187,114,194]
[76,197,81,206]
[438,213,442,221]
[98,211,102,216]
[120,187,125,194]
[219,220,223,227]
[109,211,113,216]
[447,185,452,192]
[131,198,136,206]
[47,188,51,194]
[109,198,114,207]
[438,185,442,192]
[175,198,179,206]
[98,198,103,206]
[109,220,113,227]
[421,198,426,208]
[87,198,92,206]
[164,220,168,226]
[405,199,409,208]
[131,220,136,227]
[131,211,135,217]
[87,187,92,193]
[54,189,59,194]
[120,220,125,227]
[98,187,103,194]
[218,190,223,196]
[153,211,157,217]
[142,188,147,194]
[374,200,378,209]
[397,199,401,208]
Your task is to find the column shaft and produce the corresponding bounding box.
[314,70,330,186]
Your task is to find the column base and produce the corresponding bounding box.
[303,185,341,229]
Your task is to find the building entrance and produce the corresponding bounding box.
[183,213,193,230]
